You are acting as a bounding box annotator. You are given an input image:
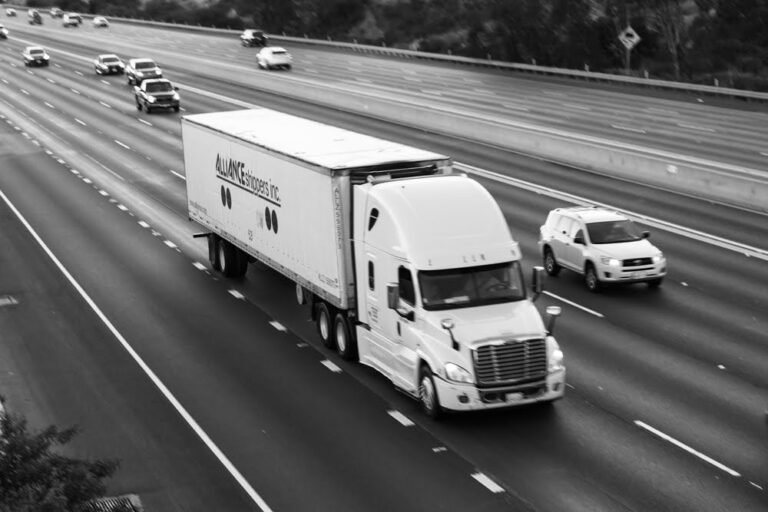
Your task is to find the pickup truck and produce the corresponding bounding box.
[134,79,180,113]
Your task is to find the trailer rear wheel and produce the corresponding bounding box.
[208,235,221,271]
[316,302,334,349]
[334,312,357,361]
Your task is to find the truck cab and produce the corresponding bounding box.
[352,174,565,416]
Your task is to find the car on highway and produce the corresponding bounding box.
[0,24,8,40]
[62,13,79,27]
[65,12,82,25]
[93,16,109,28]
[5,8,17,17]
[538,206,666,292]
[134,78,180,113]
[240,29,267,47]
[126,58,162,85]
[256,46,292,70]
[94,54,125,75]
[27,9,42,25]
[50,7,63,18]
[22,46,50,67]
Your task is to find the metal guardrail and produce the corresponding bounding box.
[31,6,766,103]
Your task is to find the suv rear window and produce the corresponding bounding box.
[587,220,643,244]
[136,61,156,69]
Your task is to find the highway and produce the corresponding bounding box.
[0,15,766,512]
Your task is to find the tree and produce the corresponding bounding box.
[0,406,119,512]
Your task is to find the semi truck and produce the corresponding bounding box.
[182,109,565,417]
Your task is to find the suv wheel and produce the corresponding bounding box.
[543,248,561,276]
[584,263,601,293]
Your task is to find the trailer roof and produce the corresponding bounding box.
[183,109,449,170]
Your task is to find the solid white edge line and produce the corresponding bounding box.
[634,420,740,477]
[471,473,505,493]
[269,320,286,332]
[387,410,415,427]
[0,189,273,512]
[542,291,603,318]
[321,360,342,373]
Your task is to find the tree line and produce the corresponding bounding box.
[28,0,768,91]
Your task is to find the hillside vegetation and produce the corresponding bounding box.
[30,0,768,90]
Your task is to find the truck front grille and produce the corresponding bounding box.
[474,339,547,386]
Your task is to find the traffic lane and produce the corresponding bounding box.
[230,264,766,512]
[0,152,255,511]
[0,109,522,512]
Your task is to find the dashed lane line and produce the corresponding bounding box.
[170,170,186,180]
[138,220,150,229]
[611,124,647,134]
[192,261,207,271]
[321,360,342,373]
[163,240,178,249]
[269,321,286,332]
[99,101,112,109]
[75,118,87,126]
[387,410,415,427]
[114,140,130,150]
[44,102,55,109]
[138,118,152,126]
[228,289,245,300]
[543,291,603,318]
[70,88,81,95]
[635,420,740,477]
[471,473,505,493]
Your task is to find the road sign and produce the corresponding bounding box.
[619,26,641,50]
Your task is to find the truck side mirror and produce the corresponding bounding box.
[386,284,399,309]
[531,266,544,300]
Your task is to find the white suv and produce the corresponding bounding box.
[538,207,666,292]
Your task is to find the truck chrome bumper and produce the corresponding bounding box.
[435,370,566,411]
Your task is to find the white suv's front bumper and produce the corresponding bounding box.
[597,258,667,283]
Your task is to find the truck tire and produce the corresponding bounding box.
[316,302,334,349]
[333,312,357,361]
[419,365,441,420]
[218,240,247,278]
[208,235,221,271]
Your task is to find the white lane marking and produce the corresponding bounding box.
[432,446,447,453]
[54,64,62,68]
[114,140,130,149]
[750,481,763,490]
[0,191,274,512]
[170,170,186,180]
[646,107,679,116]
[193,261,207,271]
[179,107,186,112]
[471,473,504,493]
[81,153,125,182]
[321,360,342,373]
[101,80,110,85]
[20,89,29,95]
[75,118,87,126]
[70,88,81,95]
[46,78,56,84]
[459,163,768,262]
[138,220,150,228]
[404,76,422,83]
[75,70,83,76]
[760,152,768,158]
[57,158,66,165]
[99,101,112,109]
[138,118,152,126]
[44,102,55,109]
[117,204,128,211]
[99,190,109,197]
[164,240,177,249]
[1,79,7,84]
[543,291,603,318]
[634,420,740,477]
[82,178,92,184]
[567,103,591,111]
[717,364,726,370]
[228,289,245,300]
[677,122,716,133]
[387,410,415,427]
[269,321,286,332]
[611,124,647,134]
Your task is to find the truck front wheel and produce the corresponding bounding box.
[316,302,334,349]
[419,365,441,419]
[334,312,357,361]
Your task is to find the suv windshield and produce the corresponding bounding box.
[136,61,156,69]
[30,49,44,56]
[103,57,118,63]
[419,261,526,311]
[587,220,643,244]
[146,81,172,93]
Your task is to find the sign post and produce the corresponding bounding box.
[618,26,641,75]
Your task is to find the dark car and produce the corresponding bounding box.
[126,58,162,85]
[240,29,268,47]
[27,9,42,25]
[0,24,8,40]
[134,79,180,113]
[94,54,125,75]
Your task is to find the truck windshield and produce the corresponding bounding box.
[419,261,525,311]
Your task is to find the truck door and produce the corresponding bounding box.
[358,249,397,378]
[390,265,420,394]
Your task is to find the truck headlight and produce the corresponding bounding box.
[172,92,179,101]
[600,256,620,266]
[652,252,663,263]
[147,96,156,103]
[548,340,564,372]
[444,363,473,384]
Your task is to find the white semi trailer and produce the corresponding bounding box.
[182,109,565,417]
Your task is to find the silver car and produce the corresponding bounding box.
[256,46,292,71]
